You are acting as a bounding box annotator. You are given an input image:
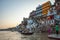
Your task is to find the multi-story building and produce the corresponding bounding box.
[35,5,42,17]
[54,0,60,24]
[34,1,51,26]
[32,1,52,32]
[29,10,36,18]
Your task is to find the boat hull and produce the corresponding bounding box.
[21,32,34,35]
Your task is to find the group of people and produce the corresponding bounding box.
[48,23,60,35]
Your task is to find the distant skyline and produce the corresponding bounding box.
[0,0,54,29]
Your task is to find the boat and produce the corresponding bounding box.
[18,28,34,35]
[18,29,34,35]
[21,32,34,35]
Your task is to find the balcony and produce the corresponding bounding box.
[36,10,42,14]
[54,15,60,21]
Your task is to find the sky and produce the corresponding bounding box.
[0,0,54,29]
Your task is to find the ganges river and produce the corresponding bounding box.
[0,31,54,40]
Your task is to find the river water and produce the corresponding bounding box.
[0,31,54,40]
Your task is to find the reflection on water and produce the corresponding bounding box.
[0,31,54,40]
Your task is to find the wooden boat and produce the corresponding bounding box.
[21,32,34,35]
[18,30,34,35]
[20,29,34,35]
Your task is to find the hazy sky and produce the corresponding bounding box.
[0,0,54,29]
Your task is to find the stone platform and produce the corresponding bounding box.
[48,34,60,40]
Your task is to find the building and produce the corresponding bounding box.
[29,10,36,18]
[35,5,42,17]
[54,0,60,24]
[32,1,52,32]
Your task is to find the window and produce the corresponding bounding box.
[56,2,60,6]
[57,2,60,5]
[59,16,60,19]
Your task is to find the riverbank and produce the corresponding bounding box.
[0,31,55,40]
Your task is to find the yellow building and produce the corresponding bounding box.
[42,1,51,15]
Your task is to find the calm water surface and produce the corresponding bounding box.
[0,31,54,40]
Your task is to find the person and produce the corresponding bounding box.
[55,24,59,35]
[48,26,52,34]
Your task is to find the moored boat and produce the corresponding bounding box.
[21,32,34,35]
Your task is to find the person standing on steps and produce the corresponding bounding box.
[55,24,59,35]
[48,25,52,34]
